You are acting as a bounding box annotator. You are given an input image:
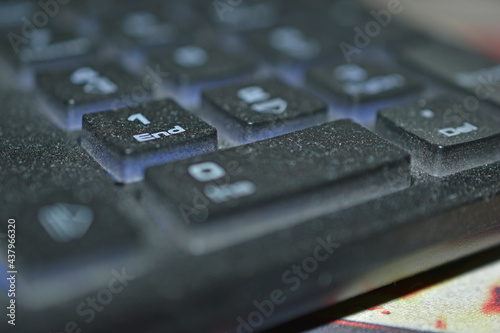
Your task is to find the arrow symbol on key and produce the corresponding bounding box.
[251,98,288,114]
[128,113,151,125]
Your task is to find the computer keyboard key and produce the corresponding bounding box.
[299,0,369,31]
[202,78,328,144]
[247,24,339,63]
[105,6,185,50]
[399,41,500,107]
[376,96,500,176]
[144,119,411,252]
[206,0,282,31]
[150,43,255,85]
[36,63,150,130]
[0,25,94,73]
[13,189,140,278]
[307,62,422,103]
[81,99,217,183]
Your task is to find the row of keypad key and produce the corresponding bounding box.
[37,59,500,183]
[78,78,328,182]
[36,59,419,135]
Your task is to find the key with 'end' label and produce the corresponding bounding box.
[81,99,217,183]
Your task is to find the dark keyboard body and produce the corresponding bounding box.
[1,1,500,333]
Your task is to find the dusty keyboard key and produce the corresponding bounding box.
[307,62,421,103]
[399,41,500,107]
[376,96,500,176]
[144,119,410,253]
[105,5,186,50]
[206,0,282,31]
[81,99,217,183]
[36,63,149,130]
[150,43,255,85]
[0,25,95,82]
[201,78,328,144]
[247,23,339,63]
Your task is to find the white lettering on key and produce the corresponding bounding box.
[237,86,270,104]
[420,109,435,119]
[251,98,288,114]
[168,125,185,134]
[173,45,208,68]
[343,74,405,95]
[188,162,226,182]
[333,64,368,82]
[151,131,170,139]
[438,122,478,137]
[133,133,154,142]
[38,203,94,243]
[128,113,151,125]
[204,180,256,203]
[237,86,288,114]
[70,67,118,95]
[269,26,320,60]
[133,125,186,142]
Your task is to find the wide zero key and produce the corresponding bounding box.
[376,96,500,176]
[144,119,410,253]
[81,99,217,183]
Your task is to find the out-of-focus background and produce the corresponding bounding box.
[359,0,500,59]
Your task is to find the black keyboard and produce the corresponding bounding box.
[1,1,500,333]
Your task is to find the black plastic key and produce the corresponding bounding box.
[149,43,255,85]
[202,78,328,144]
[247,23,339,63]
[105,6,184,50]
[207,0,282,31]
[36,63,149,130]
[307,62,421,103]
[0,25,94,77]
[399,41,500,107]
[298,0,369,32]
[376,96,500,176]
[81,99,217,183]
[145,119,410,253]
